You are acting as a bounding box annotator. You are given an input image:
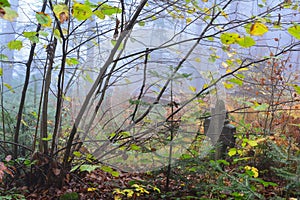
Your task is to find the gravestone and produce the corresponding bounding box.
[204,100,236,160]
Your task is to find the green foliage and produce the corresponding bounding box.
[288,24,300,40]
[3,83,15,93]
[220,32,239,45]
[236,36,256,48]
[7,40,23,50]
[99,3,122,16]
[0,0,10,7]
[267,141,300,197]
[35,12,52,27]
[23,31,39,43]
[220,32,255,48]
[294,84,300,94]
[59,192,79,200]
[0,54,8,61]
[72,3,93,21]
[66,58,79,66]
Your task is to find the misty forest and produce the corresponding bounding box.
[0,0,299,199]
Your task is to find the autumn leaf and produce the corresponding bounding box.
[223,82,234,89]
[72,3,92,21]
[220,32,239,45]
[3,82,15,92]
[1,7,18,21]
[250,22,268,36]
[35,12,52,27]
[53,4,69,23]
[189,86,197,92]
[288,24,300,40]
[87,188,97,192]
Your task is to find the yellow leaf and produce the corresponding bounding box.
[72,3,93,21]
[221,11,228,18]
[53,4,69,23]
[186,17,192,24]
[194,57,201,62]
[250,22,268,36]
[221,62,228,68]
[223,82,234,89]
[87,187,97,192]
[189,86,197,92]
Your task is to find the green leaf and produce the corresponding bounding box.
[0,54,8,60]
[217,159,230,166]
[101,165,113,173]
[42,134,52,141]
[181,154,192,159]
[110,39,124,50]
[288,24,300,40]
[7,40,23,50]
[119,131,130,137]
[73,151,82,157]
[111,171,120,177]
[255,178,278,187]
[35,12,52,27]
[220,32,239,45]
[293,84,300,94]
[247,140,258,147]
[3,83,15,93]
[23,31,39,43]
[80,164,99,173]
[54,29,62,42]
[244,23,252,34]
[93,10,105,19]
[0,0,10,7]
[70,165,80,172]
[72,3,93,21]
[138,21,145,26]
[39,31,49,37]
[84,72,93,83]
[236,36,255,48]
[228,148,237,157]
[228,78,243,86]
[23,31,37,37]
[1,7,18,21]
[0,68,2,76]
[66,58,79,66]
[252,103,269,111]
[130,144,141,151]
[100,4,122,16]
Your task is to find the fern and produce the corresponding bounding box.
[267,141,300,197]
